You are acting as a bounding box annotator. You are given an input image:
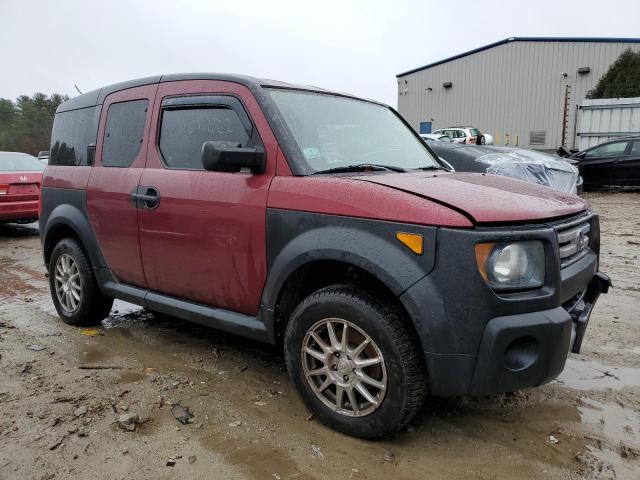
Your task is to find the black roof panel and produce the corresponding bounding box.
[56,73,360,114]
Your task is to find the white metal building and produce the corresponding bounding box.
[396,37,640,150]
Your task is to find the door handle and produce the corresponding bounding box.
[134,193,158,202]
[131,186,160,209]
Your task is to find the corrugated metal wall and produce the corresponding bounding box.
[397,40,640,150]
[576,97,640,150]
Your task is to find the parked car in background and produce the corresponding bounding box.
[430,143,582,194]
[433,126,494,145]
[0,151,45,224]
[38,151,50,164]
[566,137,640,189]
[420,133,452,142]
[40,74,609,439]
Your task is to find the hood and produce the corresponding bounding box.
[354,171,588,224]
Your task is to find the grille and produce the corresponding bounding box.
[556,220,591,268]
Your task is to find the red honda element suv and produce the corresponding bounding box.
[40,74,610,438]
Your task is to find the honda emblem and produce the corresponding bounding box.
[19,175,27,182]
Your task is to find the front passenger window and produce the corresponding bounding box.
[159,107,250,170]
[585,141,628,158]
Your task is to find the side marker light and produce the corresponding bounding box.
[396,232,423,255]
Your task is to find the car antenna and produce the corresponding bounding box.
[74,84,83,95]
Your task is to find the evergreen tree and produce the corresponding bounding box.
[587,49,640,99]
[0,93,68,155]
[0,98,16,150]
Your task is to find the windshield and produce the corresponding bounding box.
[0,153,46,172]
[267,90,440,173]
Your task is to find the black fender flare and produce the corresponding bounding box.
[41,200,106,270]
[262,210,438,314]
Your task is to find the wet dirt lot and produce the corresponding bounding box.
[0,192,639,480]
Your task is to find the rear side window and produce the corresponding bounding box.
[102,100,149,167]
[630,141,640,155]
[50,106,101,166]
[159,107,250,170]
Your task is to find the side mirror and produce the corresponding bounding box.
[201,141,265,173]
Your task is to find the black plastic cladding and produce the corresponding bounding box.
[263,208,438,310]
[399,214,599,395]
[54,73,443,176]
[406,214,600,354]
[39,187,107,269]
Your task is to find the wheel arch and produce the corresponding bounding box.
[42,203,105,270]
[263,211,438,352]
[270,257,422,347]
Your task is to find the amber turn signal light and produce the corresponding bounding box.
[474,242,497,281]
[396,232,423,255]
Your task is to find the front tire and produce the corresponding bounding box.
[284,285,426,438]
[49,238,113,326]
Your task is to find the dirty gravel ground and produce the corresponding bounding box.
[0,192,639,480]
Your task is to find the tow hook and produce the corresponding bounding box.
[571,272,612,354]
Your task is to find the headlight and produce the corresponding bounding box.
[475,241,545,291]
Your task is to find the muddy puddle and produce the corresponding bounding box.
[579,398,640,479]
[580,399,640,445]
[103,300,146,324]
[557,358,640,391]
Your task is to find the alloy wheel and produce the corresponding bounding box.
[54,253,82,312]
[301,318,387,417]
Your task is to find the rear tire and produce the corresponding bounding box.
[49,238,113,326]
[284,285,426,438]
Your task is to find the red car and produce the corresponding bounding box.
[40,74,610,438]
[0,152,44,224]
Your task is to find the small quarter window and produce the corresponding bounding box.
[50,106,101,166]
[159,107,250,170]
[102,99,149,168]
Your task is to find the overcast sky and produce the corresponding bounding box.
[1,0,639,106]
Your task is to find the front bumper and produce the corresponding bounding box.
[399,212,609,397]
[468,272,610,395]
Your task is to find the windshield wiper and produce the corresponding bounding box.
[313,163,406,175]
[415,165,446,171]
